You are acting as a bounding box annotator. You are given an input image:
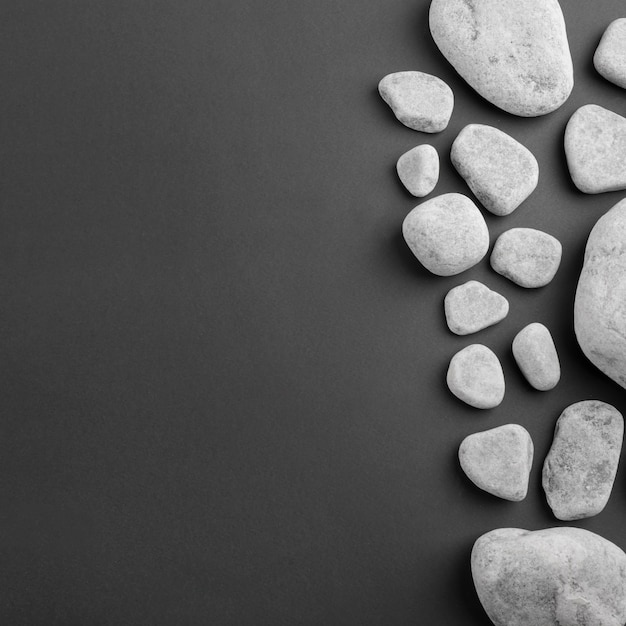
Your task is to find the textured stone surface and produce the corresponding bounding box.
[444,280,508,335]
[491,228,561,288]
[429,0,573,117]
[378,71,453,132]
[446,344,504,409]
[396,144,439,197]
[472,527,626,626]
[543,400,623,521]
[512,323,560,391]
[451,124,538,216]
[594,19,626,89]
[402,193,489,276]
[565,104,626,194]
[459,424,533,501]
[575,199,626,388]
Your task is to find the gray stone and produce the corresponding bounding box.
[512,323,560,391]
[446,344,504,409]
[565,104,626,194]
[451,124,538,216]
[472,527,626,626]
[402,193,489,276]
[594,19,626,89]
[444,280,508,335]
[459,424,533,501]
[396,144,439,197]
[491,228,562,288]
[575,199,626,388]
[378,71,453,132]
[543,400,623,521]
[429,0,573,117]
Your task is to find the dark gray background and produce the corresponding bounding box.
[2,1,626,624]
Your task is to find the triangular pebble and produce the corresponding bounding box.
[396,144,439,197]
[594,19,626,89]
[444,281,509,335]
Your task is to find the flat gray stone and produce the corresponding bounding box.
[565,104,626,194]
[429,0,573,117]
[594,18,626,89]
[491,228,562,288]
[444,280,508,335]
[512,323,560,391]
[396,144,439,197]
[446,344,504,409]
[575,198,626,388]
[378,71,453,132]
[459,424,533,501]
[472,527,626,626]
[451,124,538,216]
[403,193,489,276]
[543,400,623,521]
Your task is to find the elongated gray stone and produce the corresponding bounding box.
[396,144,439,197]
[491,228,562,288]
[429,0,573,117]
[378,71,453,132]
[446,344,504,409]
[444,280,508,335]
[594,19,626,89]
[472,527,626,626]
[512,323,560,391]
[402,193,489,276]
[451,124,538,216]
[459,424,533,501]
[543,400,623,521]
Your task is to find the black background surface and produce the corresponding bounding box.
[2,1,626,624]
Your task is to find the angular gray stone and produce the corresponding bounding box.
[565,104,626,194]
[512,323,560,391]
[446,344,504,409]
[459,424,533,501]
[378,71,453,132]
[402,193,489,276]
[472,527,626,626]
[575,199,626,388]
[594,18,626,89]
[429,0,573,117]
[396,144,439,197]
[491,228,562,288]
[543,400,623,521]
[444,280,508,335]
[451,124,538,216]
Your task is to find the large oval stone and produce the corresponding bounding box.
[429,0,573,117]
[472,527,626,626]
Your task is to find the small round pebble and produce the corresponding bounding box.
[594,18,626,89]
[396,144,439,197]
[403,193,489,276]
[378,71,454,133]
[447,344,505,409]
[512,323,560,391]
[444,281,509,335]
[490,228,562,288]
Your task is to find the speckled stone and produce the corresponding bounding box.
[491,228,562,288]
[451,124,538,216]
[378,71,453,132]
[444,281,508,335]
[396,144,439,197]
[543,400,623,521]
[429,0,573,116]
[472,527,626,626]
[512,323,560,391]
[594,19,626,89]
[459,424,533,501]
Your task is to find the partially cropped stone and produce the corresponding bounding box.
[472,527,626,626]
[378,71,453,132]
[491,228,562,288]
[444,281,508,335]
[446,344,504,409]
[459,424,533,501]
[512,323,560,391]
[396,144,439,197]
[594,19,626,89]
[565,104,626,193]
[402,193,489,276]
[543,400,624,521]
[451,124,538,216]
